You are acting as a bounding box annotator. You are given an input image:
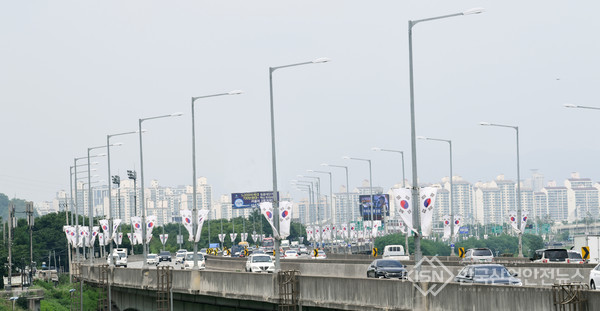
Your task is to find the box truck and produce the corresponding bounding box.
[573,235,600,263]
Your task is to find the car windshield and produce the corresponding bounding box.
[568,252,582,260]
[473,266,511,278]
[546,250,568,260]
[377,260,403,267]
[473,249,492,256]
[160,251,170,256]
[252,256,272,263]
[148,254,157,258]
[285,251,297,254]
[185,253,204,260]
[176,253,185,258]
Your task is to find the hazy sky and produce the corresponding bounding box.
[1,1,599,204]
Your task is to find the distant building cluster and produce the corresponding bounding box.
[41,172,599,228]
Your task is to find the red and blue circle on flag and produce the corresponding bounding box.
[148,222,154,228]
[400,200,409,209]
[282,210,288,218]
[102,225,108,230]
[445,220,449,225]
[423,198,431,208]
[135,223,141,229]
[266,211,272,219]
[185,217,191,224]
[454,220,459,225]
[510,216,516,222]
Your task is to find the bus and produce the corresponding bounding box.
[262,237,275,250]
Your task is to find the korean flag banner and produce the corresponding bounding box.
[180,209,194,241]
[350,223,356,240]
[194,209,209,243]
[453,215,462,237]
[393,188,414,233]
[146,215,157,243]
[306,226,313,242]
[314,226,321,242]
[508,211,521,233]
[127,233,134,245]
[99,219,110,237]
[112,219,122,240]
[442,215,451,240]
[117,232,123,245]
[131,216,143,237]
[419,187,437,237]
[260,202,279,238]
[229,233,237,242]
[279,201,292,239]
[520,211,529,233]
[63,226,73,247]
[342,224,348,239]
[90,226,100,247]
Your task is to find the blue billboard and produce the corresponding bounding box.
[359,194,390,221]
[231,191,279,209]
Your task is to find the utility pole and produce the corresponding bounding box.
[7,204,14,290]
[26,202,34,287]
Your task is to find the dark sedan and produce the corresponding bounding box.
[367,259,407,279]
[454,264,522,286]
[158,251,172,262]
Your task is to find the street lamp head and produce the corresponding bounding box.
[136,129,148,133]
[342,156,351,160]
[463,7,485,15]
[170,112,184,117]
[417,136,427,140]
[479,122,491,126]
[297,175,305,178]
[312,57,331,64]
[371,147,382,151]
[97,153,107,157]
[320,163,329,166]
[112,142,124,146]
[228,90,243,95]
[564,103,577,108]
[307,170,315,172]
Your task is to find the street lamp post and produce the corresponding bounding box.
[322,164,351,225]
[269,57,330,271]
[298,175,322,224]
[417,136,455,256]
[138,113,183,266]
[88,144,121,265]
[480,121,523,257]
[408,7,484,264]
[106,131,137,267]
[191,91,242,269]
[343,156,375,243]
[371,147,409,254]
[307,170,333,224]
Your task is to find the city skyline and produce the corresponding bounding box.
[2,1,599,206]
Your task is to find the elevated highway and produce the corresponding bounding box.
[76,255,600,310]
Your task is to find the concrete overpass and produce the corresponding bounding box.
[76,257,600,311]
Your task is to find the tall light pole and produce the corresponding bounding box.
[307,170,333,224]
[269,57,330,271]
[417,136,455,256]
[138,112,183,266]
[343,156,375,241]
[408,7,484,264]
[298,175,322,224]
[480,122,523,257]
[322,164,351,225]
[106,130,137,267]
[564,103,600,111]
[88,144,121,265]
[371,147,408,253]
[191,90,242,269]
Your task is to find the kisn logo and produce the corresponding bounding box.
[406,256,454,296]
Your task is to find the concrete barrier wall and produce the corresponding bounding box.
[82,265,600,311]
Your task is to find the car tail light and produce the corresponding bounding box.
[543,259,548,263]
[567,259,570,263]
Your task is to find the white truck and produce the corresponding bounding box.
[573,235,600,263]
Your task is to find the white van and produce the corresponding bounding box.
[108,248,128,267]
[382,245,409,261]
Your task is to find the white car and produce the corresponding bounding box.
[283,250,299,259]
[175,252,186,264]
[382,245,410,261]
[461,248,494,264]
[567,251,585,264]
[590,264,600,289]
[245,254,275,273]
[146,254,159,265]
[183,252,206,270]
[107,249,128,267]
